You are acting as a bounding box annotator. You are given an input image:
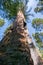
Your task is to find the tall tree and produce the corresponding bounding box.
[1,0,32,33]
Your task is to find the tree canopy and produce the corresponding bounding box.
[32,32,43,48]
[32,18,43,31]
[0,0,29,19]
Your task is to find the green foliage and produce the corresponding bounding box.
[2,0,25,19]
[39,32,43,36]
[0,0,30,20]
[38,1,43,5]
[0,19,5,27]
[32,33,43,48]
[32,18,43,29]
[34,7,43,13]
[0,0,32,20]
[34,0,43,13]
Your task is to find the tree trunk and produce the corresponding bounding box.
[0,10,34,65]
